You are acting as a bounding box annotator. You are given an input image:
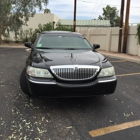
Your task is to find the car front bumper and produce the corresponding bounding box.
[26,75,117,97]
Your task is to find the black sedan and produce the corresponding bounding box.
[20,31,117,97]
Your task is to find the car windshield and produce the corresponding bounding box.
[35,35,92,50]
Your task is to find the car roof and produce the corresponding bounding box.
[41,31,82,36]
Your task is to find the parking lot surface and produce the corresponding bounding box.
[0,48,140,140]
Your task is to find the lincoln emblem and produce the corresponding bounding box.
[75,67,78,71]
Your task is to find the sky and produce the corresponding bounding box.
[46,0,140,24]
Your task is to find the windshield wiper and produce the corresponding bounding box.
[36,47,90,50]
[36,47,54,49]
[63,48,77,50]
[64,48,91,50]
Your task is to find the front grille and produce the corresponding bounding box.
[50,65,100,81]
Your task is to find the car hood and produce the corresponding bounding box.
[31,49,101,67]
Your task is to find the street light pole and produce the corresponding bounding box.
[73,0,77,32]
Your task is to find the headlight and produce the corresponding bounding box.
[98,67,115,77]
[26,66,53,78]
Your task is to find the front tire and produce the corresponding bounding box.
[20,68,31,96]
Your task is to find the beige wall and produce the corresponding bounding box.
[77,26,140,57]
[23,13,60,30]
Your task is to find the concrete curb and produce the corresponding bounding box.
[100,52,140,64]
[0,45,25,48]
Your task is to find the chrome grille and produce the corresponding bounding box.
[50,65,100,81]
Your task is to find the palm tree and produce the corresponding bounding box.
[44,9,51,14]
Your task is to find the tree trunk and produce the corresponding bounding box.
[0,24,3,44]
[122,0,131,53]
[0,35,2,45]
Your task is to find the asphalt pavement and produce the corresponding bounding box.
[0,47,140,140]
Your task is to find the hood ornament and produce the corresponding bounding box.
[74,66,78,71]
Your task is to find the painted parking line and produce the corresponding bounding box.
[110,60,126,63]
[117,72,140,77]
[89,120,140,138]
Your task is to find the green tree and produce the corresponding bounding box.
[98,5,120,27]
[136,24,140,45]
[55,23,73,32]
[44,8,51,13]
[16,22,74,43]
[0,0,48,44]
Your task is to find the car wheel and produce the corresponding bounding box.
[20,68,32,96]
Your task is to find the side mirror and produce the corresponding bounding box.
[25,42,32,48]
[93,44,100,50]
